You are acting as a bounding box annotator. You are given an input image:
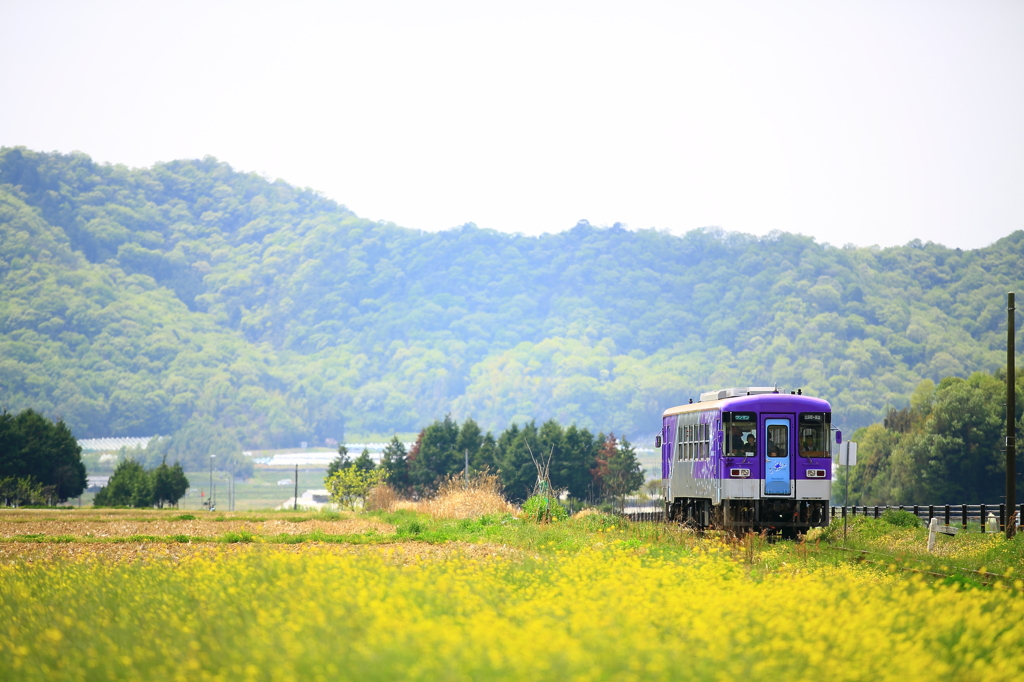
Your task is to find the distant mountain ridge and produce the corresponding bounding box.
[1,147,1021,446]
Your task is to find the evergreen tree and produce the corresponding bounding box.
[352,448,376,472]
[607,435,645,499]
[472,432,499,474]
[380,436,411,494]
[326,444,351,478]
[499,422,541,503]
[410,415,460,494]
[151,458,190,508]
[556,424,598,501]
[94,460,153,508]
[456,418,483,466]
[0,409,86,502]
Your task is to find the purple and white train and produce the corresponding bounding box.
[659,386,838,535]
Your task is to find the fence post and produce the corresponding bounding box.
[945,504,951,526]
[875,506,880,519]
[981,504,987,533]
[913,505,919,521]
[962,504,968,529]
[928,505,934,521]
[1000,504,1006,533]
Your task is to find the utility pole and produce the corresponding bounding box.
[844,450,849,542]
[294,463,299,511]
[1008,292,1016,540]
[464,449,469,489]
[209,454,215,512]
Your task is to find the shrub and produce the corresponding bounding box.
[881,509,921,528]
[522,495,568,523]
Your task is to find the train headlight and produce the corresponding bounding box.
[729,468,750,478]
[807,469,826,478]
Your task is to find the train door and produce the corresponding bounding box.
[762,417,793,497]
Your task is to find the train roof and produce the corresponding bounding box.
[663,392,831,417]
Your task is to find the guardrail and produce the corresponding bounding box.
[831,503,1022,533]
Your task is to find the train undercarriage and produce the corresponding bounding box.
[666,498,829,538]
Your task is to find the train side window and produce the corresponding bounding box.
[677,424,684,461]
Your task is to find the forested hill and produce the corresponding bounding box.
[1,147,1022,448]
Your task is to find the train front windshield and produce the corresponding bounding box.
[798,413,829,457]
[725,412,757,456]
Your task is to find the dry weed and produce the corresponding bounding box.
[422,472,515,519]
[365,484,400,512]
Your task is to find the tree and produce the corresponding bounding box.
[326,444,350,478]
[472,432,499,474]
[590,432,616,499]
[151,458,190,508]
[94,459,153,508]
[606,435,645,501]
[324,467,385,510]
[498,422,541,503]
[846,371,1023,504]
[0,477,46,507]
[352,448,375,473]
[552,423,597,501]
[410,415,461,494]
[456,418,484,464]
[0,409,86,502]
[380,437,411,495]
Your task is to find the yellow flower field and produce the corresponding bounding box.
[3,539,1024,681]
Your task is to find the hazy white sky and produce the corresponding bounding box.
[2,0,1022,249]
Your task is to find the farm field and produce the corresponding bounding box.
[3,510,1024,681]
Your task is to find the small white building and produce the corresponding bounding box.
[277,489,332,510]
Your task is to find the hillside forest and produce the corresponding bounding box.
[1,147,1022,454]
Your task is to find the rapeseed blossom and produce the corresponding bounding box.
[1,542,1023,681]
